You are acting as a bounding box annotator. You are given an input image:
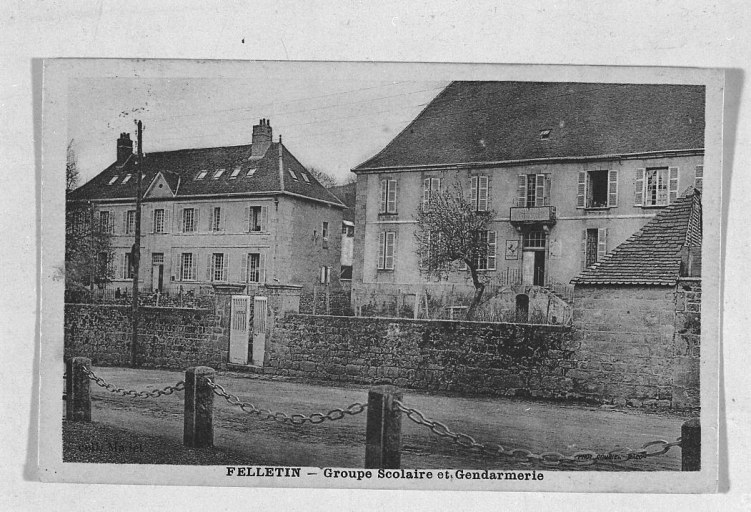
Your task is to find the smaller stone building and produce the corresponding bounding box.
[571,188,702,408]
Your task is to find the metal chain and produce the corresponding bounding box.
[82,367,185,398]
[206,379,367,425]
[393,399,682,467]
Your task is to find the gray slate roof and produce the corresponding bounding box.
[355,81,705,170]
[572,189,702,286]
[69,142,345,207]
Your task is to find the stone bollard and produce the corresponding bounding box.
[365,385,403,469]
[65,357,91,422]
[681,418,700,471]
[183,366,215,448]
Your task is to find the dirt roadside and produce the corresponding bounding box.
[64,366,690,471]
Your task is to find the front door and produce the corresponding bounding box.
[151,265,163,292]
[229,295,251,364]
[522,251,536,285]
[534,250,546,286]
[252,297,268,366]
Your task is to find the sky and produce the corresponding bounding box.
[67,77,449,186]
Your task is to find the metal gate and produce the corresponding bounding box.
[229,295,251,364]
[252,296,268,366]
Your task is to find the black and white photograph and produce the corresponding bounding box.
[38,59,722,493]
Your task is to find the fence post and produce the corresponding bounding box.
[365,385,403,469]
[681,418,700,471]
[183,366,215,448]
[65,357,91,422]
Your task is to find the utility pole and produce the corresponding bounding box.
[131,120,144,368]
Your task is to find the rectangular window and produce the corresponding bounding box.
[523,231,546,249]
[230,167,242,179]
[645,168,668,206]
[211,253,225,282]
[587,170,609,208]
[474,230,497,270]
[246,205,268,232]
[377,231,396,270]
[211,207,222,232]
[125,210,136,234]
[153,209,165,233]
[99,211,111,233]
[213,169,225,179]
[582,228,608,269]
[422,177,442,210]
[695,165,703,191]
[379,179,398,214]
[152,253,164,265]
[517,174,550,207]
[322,221,329,249]
[182,208,196,232]
[181,253,195,281]
[124,252,134,279]
[243,253,265,283]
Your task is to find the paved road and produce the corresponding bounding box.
[79,366,689,471]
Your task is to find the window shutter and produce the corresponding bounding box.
[385,232,396,270]
[597,228,608,262]
[108,212,114,234]
[121,253,127,279]
[122,211,128,233]
[577,171,586,208]
[517,175,527,207]
[207,207,213,231]
[261,205,269,231]
[387,179,397,213]
[240,254,248,283]
[223,253,229,282]
[634,168,645,206]
[423,178,430,209]
[172,252,178,281]
[543,175,551,206]
[694,165,703,191]
[377,232,386,270]
[379,179,387,213]
[433,177,442,193]
[220,208,226,231]
[470,176,478,210]
[668,167,679,203]
[535,174,545,207]
[259,252,266,283]
[478,176,489,211]
[205,254,212,281]
[608,170,618,207]
[177,208,184,232]
[195,208,201,233]
[190,253,197,281]
[151,209,156,233]
[487,231,497,270]
[244,206,251,232]
[581,230,587,270]
[95,211,102,231]
[163,208,171,234]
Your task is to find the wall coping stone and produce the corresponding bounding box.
[286,313,572,331]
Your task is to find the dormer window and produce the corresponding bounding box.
[246,168,257,178]
[539,129,552,140]
[288,169,298,180]
[196,170,208,180]
[230,167,242,179]
[108,176,118,185]
[302,173,310,183]
[213,168,225,179]
[121,174,132,184]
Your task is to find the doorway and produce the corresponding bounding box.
[151,253,164,292]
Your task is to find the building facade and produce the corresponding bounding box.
[67,119,345,297]
[351,82,705,314]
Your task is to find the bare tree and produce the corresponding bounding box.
[307,167,339,188]
[66,139,80,194]
[414,184,495,319]
[65,203,114,299]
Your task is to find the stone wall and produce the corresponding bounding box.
[64,303,225,369]
[265,315,576,398]
[572,283,700,409]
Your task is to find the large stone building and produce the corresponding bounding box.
[350,81,705,316]
[67,119,345,296]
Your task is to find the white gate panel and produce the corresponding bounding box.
[229,295,251,364]
[252,296,268,366]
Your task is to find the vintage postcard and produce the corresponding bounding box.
[38,59,723,492]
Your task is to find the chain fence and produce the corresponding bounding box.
[207,379,367,426]
[83,366,186,398]
[394,399,682,468]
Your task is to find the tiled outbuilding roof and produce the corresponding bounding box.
[354,81,705,171]
[572,189,702,286]
[327,182,356,222]
[69,142,345,208]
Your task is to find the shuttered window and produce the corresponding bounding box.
[422,177,442,210]
[377,231,396,270]
[637,167,679,206]
[694,165,703,191]
[379,179,398,214]
[241,252,265,283]
[582,228,608,269]
[518,174,550,207]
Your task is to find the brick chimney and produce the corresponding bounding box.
[117,132,133,165]
[251,118,273,158]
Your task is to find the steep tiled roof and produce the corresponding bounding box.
[69,142,345,208]
[572,189,702,286]
[355,81,705,170]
